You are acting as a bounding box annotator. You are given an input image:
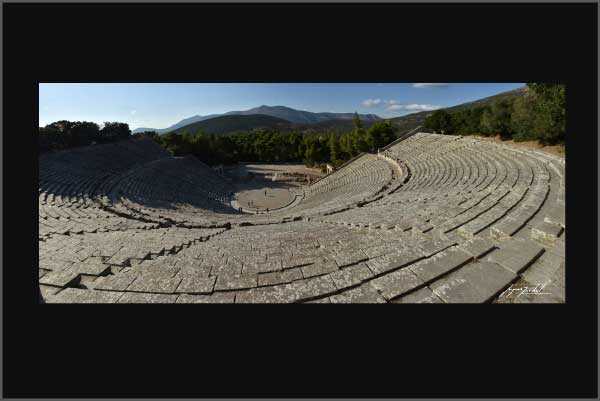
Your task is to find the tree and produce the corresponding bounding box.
[328,133,341,166]
[100,122,130,142]
[478,100,514,138]
[353,112,362,131]
[367,121,396,150]
[526,83,565,144]
[492,99,514,138]
[424,110,452,134]
[510,94,537,141]
[479,108,495,136]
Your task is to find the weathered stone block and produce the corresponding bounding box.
[430,261,517,303]
[370,268,423,300]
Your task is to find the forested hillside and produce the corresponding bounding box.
[390,86,528,135]
[422,83,565,145]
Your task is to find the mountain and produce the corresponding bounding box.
[225,105,380,124]
[170,114,294,136]
[132,105,381,134]
[132,114,221,134]
[389,86,528,135]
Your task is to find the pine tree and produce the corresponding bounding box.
[328,133,340,165]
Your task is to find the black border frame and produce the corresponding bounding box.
[3,2,598,398]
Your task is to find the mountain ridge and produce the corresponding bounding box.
[132,105,381,134]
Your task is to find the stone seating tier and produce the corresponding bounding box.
[39,133,565,303]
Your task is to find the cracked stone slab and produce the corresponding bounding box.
[334,249,368,268]
[214,273,258,291]
[418,238,457,257]
[235,284,298,303]
[531,221,563,245]
[175,265,212,278]
[93,271,138,291]
[458,237,496,259]
[282,255,315,269]
[126,276,183,294]
[258,268,303,286]
[392,286,443,303]
[521,252,565,289]
[486,238,544,274]
[117,292,179,303]
[39,284,62,299]
[366,249,424,275]
[329,263,373,290]
[544,205,565,227]
[410,247,473,283]
[287,275,338,302]
[176,292,236,303]
[79,288,125,303]
[370,268,424,300]
[175,275,216,294]
[490,217,524,240]
[39,258,74,272]
[362,243,397,259]
[134,264,180,279]
[430,261,517,303]
[242,259,283,275]
[301,260,338,278]
[65,259,112,276]
[210,261,243,276]
[329,283,387,303]
[39,270,80,287]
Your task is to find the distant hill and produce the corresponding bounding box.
[171,114,294,135]
[224,105,380,124]
[172,113,382,137]
[389,86,528,135]
[132,114,221,135]
[132,105,381,134]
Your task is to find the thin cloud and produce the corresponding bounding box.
[386,103,441,111]
[130,110,137,115]
[412,83,450,88]
[361,98,382,107]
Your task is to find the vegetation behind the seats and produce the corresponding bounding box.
[39,121,131,153]
[422,83,565,145]
[136,116,396,167]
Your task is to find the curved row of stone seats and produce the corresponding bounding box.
[105,155,240,225]
[39,133,565,303]
[39,138,173,237]
[39,137,171,201]
[39,204,159,240]
[39,225,227,299]
[282,154,394,217]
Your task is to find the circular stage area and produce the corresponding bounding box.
[226,163,322,213]
[235,187,295,212]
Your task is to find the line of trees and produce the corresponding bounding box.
[38,114,398,168]
[423,83,565,145]
[39,121,131,152]
[137,113,398,167]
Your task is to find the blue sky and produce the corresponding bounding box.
[39,83,525,129]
